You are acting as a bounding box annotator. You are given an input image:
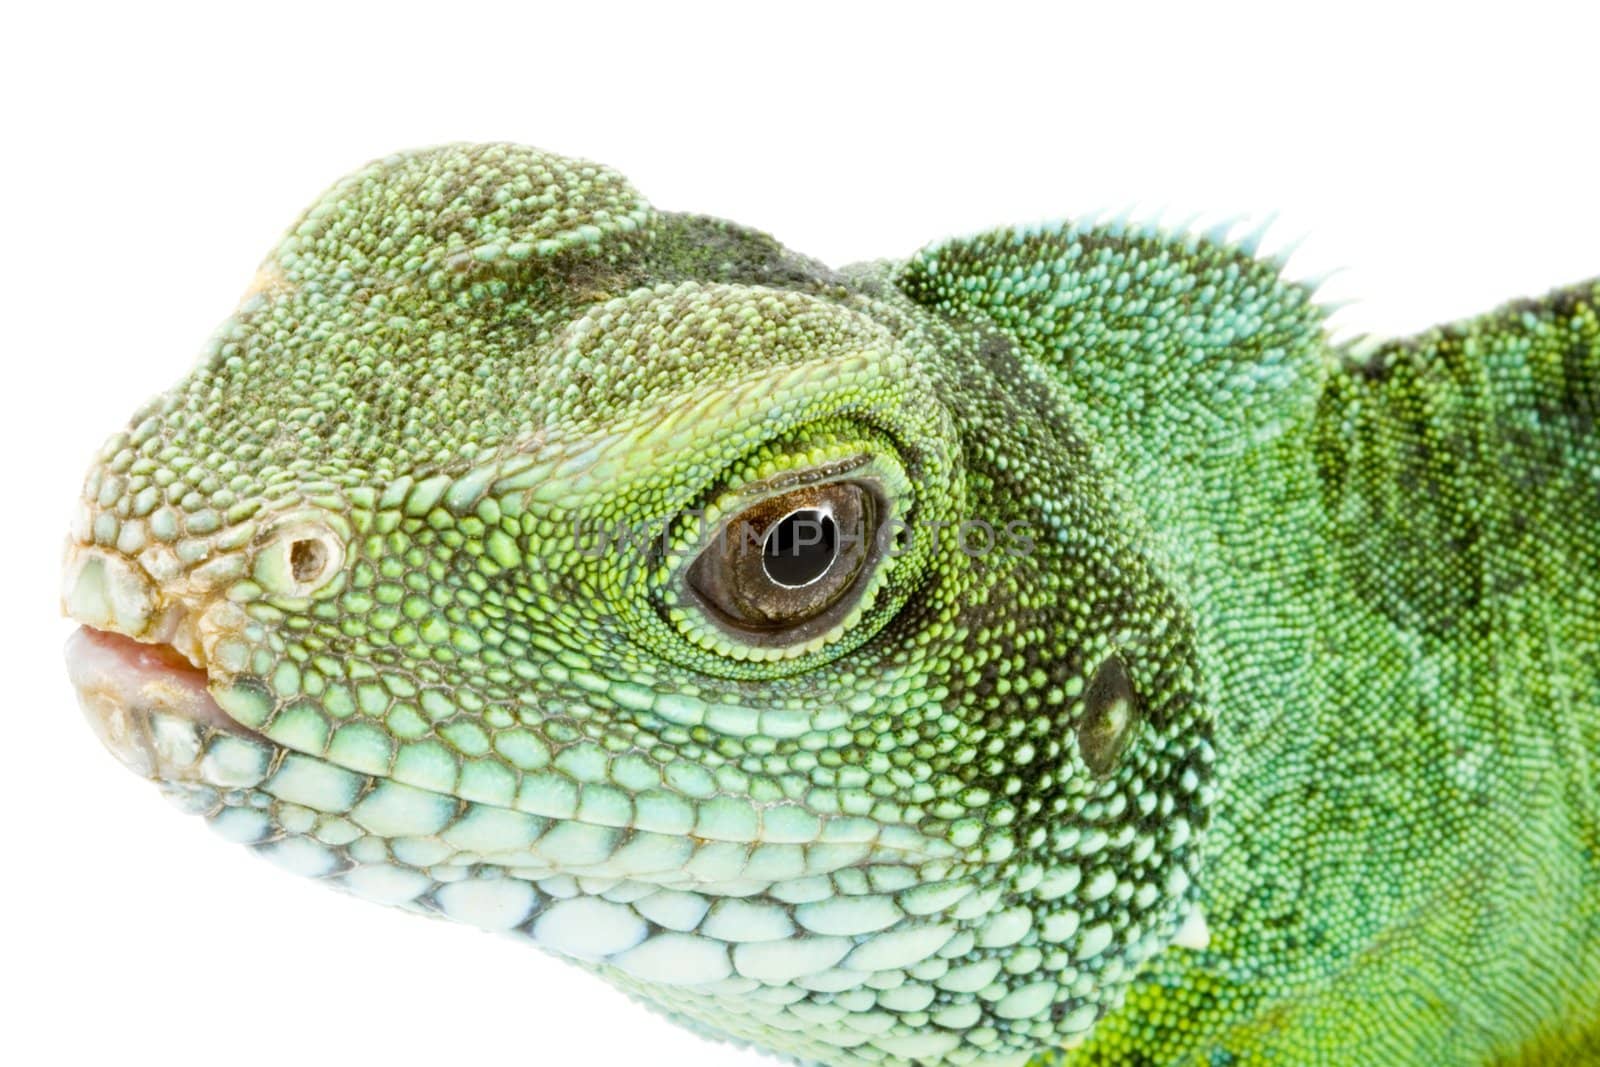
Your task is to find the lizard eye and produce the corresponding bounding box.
[645,442,917,670]
[683,481,882,645]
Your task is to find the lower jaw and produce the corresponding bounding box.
[148,772,1042,1067]
[61,630,1048,1062]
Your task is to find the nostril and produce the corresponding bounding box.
[289,538,329,583]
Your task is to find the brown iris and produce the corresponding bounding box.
[686,481,878,645]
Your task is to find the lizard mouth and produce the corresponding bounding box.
[65,626,269,779]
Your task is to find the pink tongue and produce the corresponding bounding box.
[65,626,237,734]
[76,625,204,674]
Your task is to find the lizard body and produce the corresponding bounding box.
[61,144,1599,1065]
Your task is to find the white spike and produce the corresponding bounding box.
[1269,228,1312,268]
[1341,334,1385,363]
[1204,214,1246,246]
[1105,202,1140,236]
[1145,203,1174,237]
[1323,323,1374,352]
[1315,296,1360,316]
[1298,264,1351,294]
[1174,212,1205,251]
[1237,211,1280,256]
[1068,207,1104,236]
[1172,907,1210,950]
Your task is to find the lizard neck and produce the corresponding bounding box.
[1117,361,1600,1055]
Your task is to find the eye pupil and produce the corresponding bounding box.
[762,509,838,588]
[682,478,881,646]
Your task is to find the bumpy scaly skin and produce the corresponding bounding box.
[61,144,1598,1065]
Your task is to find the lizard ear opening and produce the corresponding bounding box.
[1078,654,1144,777]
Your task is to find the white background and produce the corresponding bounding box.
[5,3,1597,1065]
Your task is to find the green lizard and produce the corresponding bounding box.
[61,143,1599,1065]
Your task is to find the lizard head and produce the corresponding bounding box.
[63,144,1213,1065]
